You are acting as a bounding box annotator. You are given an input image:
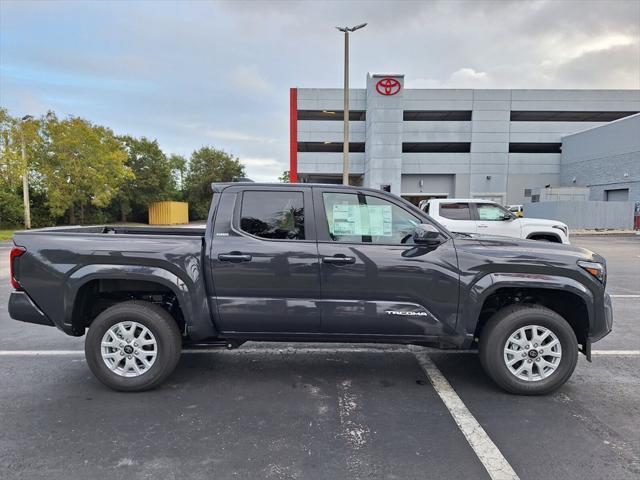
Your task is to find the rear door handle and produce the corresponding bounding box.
[218,253,252,262]
[322,255,356,265]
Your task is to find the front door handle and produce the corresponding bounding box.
[478,224,488,228]
[322,255,356,265]
[218,253,252,262]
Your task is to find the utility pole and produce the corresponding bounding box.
[20,115,33,229]
[336,23,367,185]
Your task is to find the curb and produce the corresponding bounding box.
[571,231,639,237]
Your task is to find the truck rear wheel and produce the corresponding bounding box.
[479,305,578,395]
[85,301,182,392]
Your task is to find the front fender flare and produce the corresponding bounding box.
[460,272,594,340]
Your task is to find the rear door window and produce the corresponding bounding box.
[240,191,305,240]
[439,203,471,220]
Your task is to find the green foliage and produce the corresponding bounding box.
[34,113,131,223]
[279,170,290,183]
[116,136,179,222]
[1,108,252,226]
[169,154,187,197]
[0,108,20,190]
[0,189,23,228]
[184,147,245,220]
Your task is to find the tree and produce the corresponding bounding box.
[116,136,178,222]
[279,170,290,183]
[169,153,187,197]
[184,147,245,219]
[0,108,21,191]
[0,109,42,227]
[0,189,23,227]
[35,113,131,223]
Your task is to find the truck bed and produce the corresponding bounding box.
[11,225,212,339]
[14,225,206,237]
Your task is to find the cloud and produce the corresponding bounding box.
[228,64,271,93]
[204,129,278,144]
[447,68,491,87]
[1,0,638,182]
[239,157,286,182]
[553,43,640,88]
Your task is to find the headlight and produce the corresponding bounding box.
[552,224,568,236]
[577,260,606,284]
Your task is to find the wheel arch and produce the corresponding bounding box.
[474,286,591,356]
[526,231,562,243]
[64,264,216,340]
[461,273,594,355]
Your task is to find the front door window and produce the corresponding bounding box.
[322,192,420,245]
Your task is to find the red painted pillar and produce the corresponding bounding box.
[289,88,298,183]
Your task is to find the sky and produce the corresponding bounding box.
[1,0,639,182]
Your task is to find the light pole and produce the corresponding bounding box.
[336,23,367,185]
[20,115,33,229]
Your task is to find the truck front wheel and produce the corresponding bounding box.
[85,301,182,392]
[479,305,578,395]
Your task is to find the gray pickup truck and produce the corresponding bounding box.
[9,183,612,394]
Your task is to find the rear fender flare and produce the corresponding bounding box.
[64,264,216,340]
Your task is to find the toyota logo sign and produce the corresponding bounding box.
[376,78,401,96]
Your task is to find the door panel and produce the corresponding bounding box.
[474,203,522,238]
[209,188,321,333]
[315,188,460,337]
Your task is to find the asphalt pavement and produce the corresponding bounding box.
[0,236,638,480]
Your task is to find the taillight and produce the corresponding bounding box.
[10,246,26,290]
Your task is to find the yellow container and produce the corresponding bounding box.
[148,201,189,225]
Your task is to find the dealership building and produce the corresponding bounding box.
[289,74,640,205]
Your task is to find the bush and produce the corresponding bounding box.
[0,190,23,228]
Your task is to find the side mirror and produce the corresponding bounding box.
[501,213,515,221]
[413,224,444,245]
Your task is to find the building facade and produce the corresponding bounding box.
[560,113,640,203]
[290,74,639,205]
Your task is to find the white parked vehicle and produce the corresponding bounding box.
[421,199,569,244]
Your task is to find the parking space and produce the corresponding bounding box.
[0,236,639,479]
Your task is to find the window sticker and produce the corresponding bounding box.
[331,203,392,236]
[367,205,392,236]
[331,204,361,235]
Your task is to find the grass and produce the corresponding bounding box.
[0,230,17,241]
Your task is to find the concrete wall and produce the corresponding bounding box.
[364,74,404,194]
[296,80,640,204]
[561,113,640,203]
[400,174,454,195]
[524,201,635,229]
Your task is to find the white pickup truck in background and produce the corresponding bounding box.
[421,198,570,244]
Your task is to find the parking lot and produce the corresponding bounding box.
[0,236,638,480]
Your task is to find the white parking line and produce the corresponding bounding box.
[590,350,640,355]
[414,351,519,480]
[0,348,638,356]
[610,294,640,298]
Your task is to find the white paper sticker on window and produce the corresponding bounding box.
[331,203,392,236]
[367,205,392,236]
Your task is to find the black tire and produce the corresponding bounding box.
[85,301,182,392]
[478,305,578,395]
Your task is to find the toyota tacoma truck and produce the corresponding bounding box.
[8,183,612,394]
